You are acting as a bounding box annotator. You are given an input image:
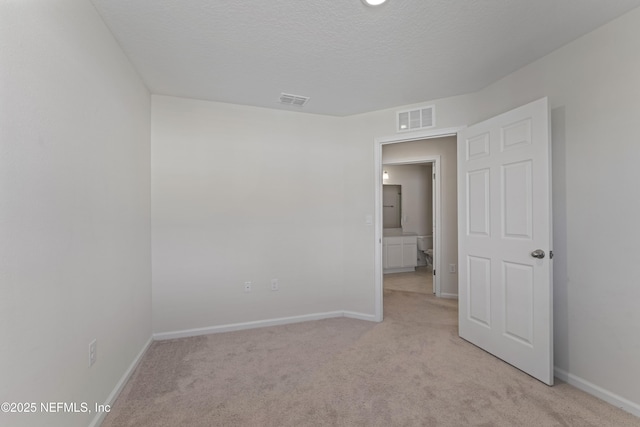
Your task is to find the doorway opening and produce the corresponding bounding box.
[373,127,462,322]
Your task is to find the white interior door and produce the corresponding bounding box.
[458,97,553,385]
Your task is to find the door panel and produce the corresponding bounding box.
[503,261,534,345]
[458,97,553,385]
[467,168,491,236]
[502,161,533,239]
[468,255,491,327]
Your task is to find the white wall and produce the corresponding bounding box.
[382,164,433,236]
[0,2,151,427]
[151,96,364,335]
[382,138,458,296]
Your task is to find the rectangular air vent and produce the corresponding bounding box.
[279,93,310,107]
[397,105,435,132]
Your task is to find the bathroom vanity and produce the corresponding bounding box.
[383,229,417,273]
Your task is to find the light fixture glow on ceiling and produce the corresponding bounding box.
[362,0,387,6]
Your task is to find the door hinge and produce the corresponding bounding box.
[433,173,435,180]
[550,250,554,259]
[433,270,436,276]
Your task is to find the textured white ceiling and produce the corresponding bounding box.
[90,0,640,116]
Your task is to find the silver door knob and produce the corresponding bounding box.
[531,249,545,259]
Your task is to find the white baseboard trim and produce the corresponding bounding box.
[89,336,153,427]
[440,293,458,299]
[154,310,377,341]
[343,311,378,322]
[384,267,416,274]
[554,367,640,418]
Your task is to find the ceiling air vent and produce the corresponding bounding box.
[397,105,435,132]
[279,93,310,107]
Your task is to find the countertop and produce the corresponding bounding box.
[383,229,417,237]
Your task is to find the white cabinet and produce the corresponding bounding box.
[402,239,418,268]
[383,235,417,273]
[385,238,403,268]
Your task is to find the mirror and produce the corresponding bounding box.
[383,184,402,229]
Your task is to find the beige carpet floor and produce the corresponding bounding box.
[383,266,433,294]
[102,289,640,426]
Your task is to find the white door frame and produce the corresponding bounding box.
[374,127,463,322]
